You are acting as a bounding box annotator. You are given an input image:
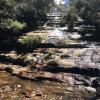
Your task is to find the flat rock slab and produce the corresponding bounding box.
[58,59,76,67]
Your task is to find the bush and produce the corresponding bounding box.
[66,7,78,31]
[19,35,42,48]
[0,18,26,33]
[0,0,54,41]
[60,16,67,27]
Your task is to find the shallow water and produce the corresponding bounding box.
[49,28,67,38]
[0,71,67,100]
[0,71,95,100]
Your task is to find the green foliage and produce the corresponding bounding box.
[67,0,100,39]
[56,3,67,13]
[0,19,26,32]
[60,16,67,27]
[69,0,100,23]
[10,20,26,30]
[0,0,54,39]
[66,7,78,30]
[59,5,78,28]
[19,35,42,48]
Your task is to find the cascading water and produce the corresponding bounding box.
[45,8,82,44]
[48,28,67,44]
[45,8,67,44]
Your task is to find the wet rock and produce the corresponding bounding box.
[59,49,69,54]
[67,76,75,85]
[22,91,31,98]
[30,91,36,97]
[36,92,43,96]
[44,53,52,60]
[96,86,100,97]
[25,54,38,62]
[35,59,46,70]
[37,59,44,65]
[31,91,43,97]
[48,48,61,54]
[84,86,96,93]
[92,78,100,88]
[60,54,70,59]
[74,76,91,86]
[65,87,74,92]
[43,60,59,72]
[73,49,86,57]
[92,55,100,63]
[91,78,100,97]
[37,48,47,53]
[5,67,13,73]
[2,86,12,92]
[25,94,31,98]
[1,94,4,98]
[32,57,38,62]
[58,59,76,67]
[12,69,20,75]
[46,60,59,67]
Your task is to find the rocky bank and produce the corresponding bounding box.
[0,47,100,100]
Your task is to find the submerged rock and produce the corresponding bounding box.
[84,86,96,93]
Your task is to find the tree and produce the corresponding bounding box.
[66,0,100,40]
[66,6,78,31]
[0,0,54,39]
[68,0,100,24]
[60,5,78,30]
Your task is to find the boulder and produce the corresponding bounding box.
[43,60,59,72]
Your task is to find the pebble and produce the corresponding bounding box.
[17,85,21,88]
[65,87,73,92]
[36,92,43,96]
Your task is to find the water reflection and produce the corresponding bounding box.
[48,28,67,44]
[0,71,66,100]
[50,28,67,38]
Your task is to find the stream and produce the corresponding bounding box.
[0,71,66,100]
[0,14,100,100]
[48,27,82,44]
[0,71,96,100]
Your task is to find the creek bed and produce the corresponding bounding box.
[0,71,96,100]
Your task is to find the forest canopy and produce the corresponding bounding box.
[0,0,54,39]
[69,0,100,23]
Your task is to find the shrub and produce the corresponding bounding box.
[60,16,67,27]
[0,18,26,33]
[19,35,42,48]
[66,7,78,31]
